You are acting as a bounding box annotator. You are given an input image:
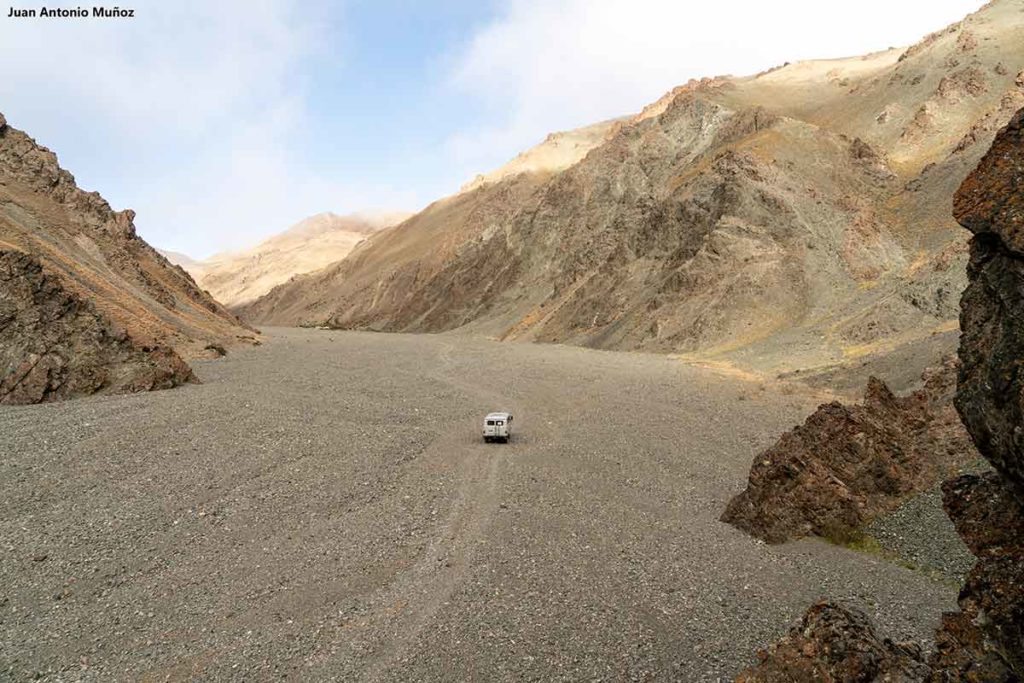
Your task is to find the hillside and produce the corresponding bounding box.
[241,0,1024,383]
[0,112,254,402]
[171,212,406,308]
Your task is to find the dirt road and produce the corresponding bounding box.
[0,328,957,681]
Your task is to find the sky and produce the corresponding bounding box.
[0,0,985,258]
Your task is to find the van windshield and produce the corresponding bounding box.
[486,420,495,426]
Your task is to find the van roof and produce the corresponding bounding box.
[485,412,511,419]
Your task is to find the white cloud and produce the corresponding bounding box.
[141,96,420,257]
[447,0,986,175]
[0,0,415,257]
[0,0,989,255]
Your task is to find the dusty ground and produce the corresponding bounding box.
[0,328,958,681]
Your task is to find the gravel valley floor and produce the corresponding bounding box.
[0,328,959,681]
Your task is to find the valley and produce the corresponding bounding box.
[0,329,958,680]
[3,1,1024,679]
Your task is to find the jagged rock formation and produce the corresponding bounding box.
[166,212,408,308]
[1,251,193,404]
[953,106,1024,493]
[735,601,931,682]
[927,105,1024,682]
[721,360,976,543]
[0,112,252,359]
[734,104,1024,683]
[0,112,253,403]
[243,0,1024,382]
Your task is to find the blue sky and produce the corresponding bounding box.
[0,0,984,257]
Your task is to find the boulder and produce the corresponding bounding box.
[735,601,931,682]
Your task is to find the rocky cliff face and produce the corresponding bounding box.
[1,250,193,404]
[721,361,976,543]
[927,104,1024,682]
[953,105,1024,493]
[242,0,1024,382]
[0,112,253,403]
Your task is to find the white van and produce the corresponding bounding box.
[483,412,513,443]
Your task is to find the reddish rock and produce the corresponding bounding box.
[721,366,975,544]
[735,601,931,682]
[0,250,195,404]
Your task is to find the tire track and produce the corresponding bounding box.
[322,337,521,681]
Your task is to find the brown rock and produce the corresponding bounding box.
[953,106,1024,492]
[0,250,194,404]
[928,475,1024,681]
[721,367,976,544]
[927,106,1024,681]
[735,601,930,682]
[0,111,254,364]
[941,473,1024,558]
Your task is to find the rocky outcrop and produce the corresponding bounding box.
[721,363,975,543]
[0,112,254,363]
[953,106,1024,493]
[735,601,931,682]
[733,102,1024,683]
[926,106,1024,681]
[1,250,194,404]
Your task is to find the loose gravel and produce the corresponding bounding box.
[0,328,960,681]
[867,466,987,585]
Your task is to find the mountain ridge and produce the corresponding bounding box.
[166,211,409,308]
[0,112,254,402]
[241,0,1024,385]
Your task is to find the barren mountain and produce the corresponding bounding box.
[242,0,1024,383]
[157,249,206,276]
[458,118,620,193]
[173,212,406,308]
[739,104,1024,683]
[0,112,253,402]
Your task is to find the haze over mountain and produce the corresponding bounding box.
[161,212,408,308]
[241,0,1024,385]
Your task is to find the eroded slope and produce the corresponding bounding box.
[0,112,253,359]
[244,0,1024,380]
